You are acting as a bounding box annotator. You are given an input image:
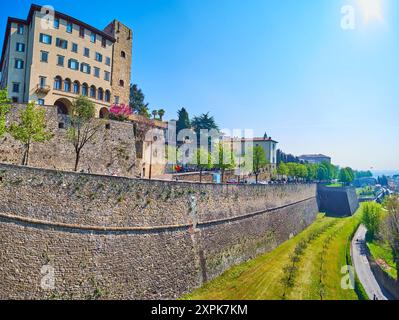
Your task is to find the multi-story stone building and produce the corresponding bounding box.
[0,4,132,117]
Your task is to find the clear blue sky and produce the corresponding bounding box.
[1,0,398,170]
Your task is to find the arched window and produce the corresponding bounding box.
[81,83,88,96]
[98,88,104,101]
[119,80,124,87]
[64,78,71,92]
[73,81,80,94]
[90,85,96,99]
[105,90,111,103]
[54,76,62,90]
[121,51,126,58]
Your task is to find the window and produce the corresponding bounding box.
[39,76,47,87]
[56,38,68,49]
[119,80,124,87]
[79,26,85,38]
[57,55,65,66]
[105,57,111,66]
[16,43,25,52]
[98,88,104,100]
[84,48,90,58]
[17,24,24,35]
[95,52,103,62]
[90,86,96,98]
[68,59,79,70]
[94,67,100,78]
[114,96,120,104]
[39,33,52,45]
[80,63,91,74]
[105,90,111,102]
[54,18,59,29]
[102,38,106,48]
[64,79,71,92]
[12,97,18,103]
[121,51,126,58]
[104,71,110,82]
[72,43,78,53]
[82,83,88,96]
[38,99,45,106]
[54,77,62,90]
[66,22,73,33]
[40,51,49,63]
[12,83,20,93]
[73,82,80,94]
[14,59,24,69]
[90,32,96,43]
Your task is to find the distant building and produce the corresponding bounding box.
[299,154,331,165]
[224,136,279,173]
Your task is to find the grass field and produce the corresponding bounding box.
[367,240,397,280]
[183,209,365,300]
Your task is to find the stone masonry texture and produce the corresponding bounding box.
[0,163,318,299]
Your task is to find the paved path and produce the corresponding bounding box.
[351,225,389,300]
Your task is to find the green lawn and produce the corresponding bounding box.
[367,241,397,280]
[183,209,364,300]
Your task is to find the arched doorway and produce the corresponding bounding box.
[99,107,109,119]
[54,98,72,115]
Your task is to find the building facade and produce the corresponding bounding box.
[0,4,132,117]
[298,154,331,165]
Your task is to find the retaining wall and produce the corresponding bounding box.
[0,163,318,299]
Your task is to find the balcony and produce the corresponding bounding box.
[35,84,51,94]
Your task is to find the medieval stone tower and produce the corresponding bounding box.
[104,20,133,105]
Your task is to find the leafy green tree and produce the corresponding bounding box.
[0,89,10,137]
[193,147,213,183]
[297,164,308,181]
[317,164,329,181]
[306,164,318,181]
[176,108,191,134]
[287,163,299,179]
[339,167,355,185]
[251,145,268,183]
[191,112,219,136]
[8,102,53,166]
[212,142,235,183]
[362,202,382,240]
[67,96,103,172]
[158,109,165,121]
[277,162,289,178]
[382,195,399,278]
[129,84,150,117]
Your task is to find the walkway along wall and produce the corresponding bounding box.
[0,163,318,299]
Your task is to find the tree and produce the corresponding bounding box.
[212,142,235,183]
[251,145,268,183]
[8,102,53,166]
[67,96,103,172]
[191,112,219,135]
[339,167,355,186]
[176,108,191,134]
[158,109,165,121]
[193,147,213,183]
[382,195,399,279]
[0,89,10,137]
[129,84,150,117]
[151,110,158,120]
[362,202,382,240]
[277,163,289,179]
[306,164,318,181]
[317,164,329,181]
[296,164,308,181]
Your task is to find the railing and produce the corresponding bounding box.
[35,84,51,94]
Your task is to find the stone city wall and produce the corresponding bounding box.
[0,163,318,299]
[0,104,137,177]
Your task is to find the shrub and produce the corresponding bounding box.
[362,202,382,240]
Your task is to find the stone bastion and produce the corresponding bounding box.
[0,163,318,299]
